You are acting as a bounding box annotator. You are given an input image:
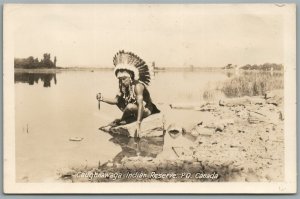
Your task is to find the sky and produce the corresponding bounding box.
[9,4,288,68]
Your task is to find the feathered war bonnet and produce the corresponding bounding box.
[113,50,153,86]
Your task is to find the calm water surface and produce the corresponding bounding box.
[15,70,228,182]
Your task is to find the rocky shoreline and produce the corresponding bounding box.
[59,90,284,182]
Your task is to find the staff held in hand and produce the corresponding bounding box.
[96,93,102,110]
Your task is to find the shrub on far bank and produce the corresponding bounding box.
[240,63,283,71]
[220,71,283,98]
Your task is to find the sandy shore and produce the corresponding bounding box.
[59,90,284,182]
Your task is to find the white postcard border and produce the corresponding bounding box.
[3,4,297,194]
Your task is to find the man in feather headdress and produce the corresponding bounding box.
[96,50,160,137]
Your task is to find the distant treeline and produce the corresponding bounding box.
[153,66,220,71]
[223,63,283,71]
[15,53,57,69]
[240,63,283,71]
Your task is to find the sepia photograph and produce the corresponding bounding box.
[3,4,296,193]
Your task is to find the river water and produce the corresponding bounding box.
[15,70,228,182]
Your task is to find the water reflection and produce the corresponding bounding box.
[109,135,164,163]
[15,73,57,87]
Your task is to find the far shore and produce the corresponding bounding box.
[14,67,223,73]
[14,67,282,74]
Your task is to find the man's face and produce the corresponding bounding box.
[119,76,131,87]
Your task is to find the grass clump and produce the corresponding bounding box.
[220,71,283,98]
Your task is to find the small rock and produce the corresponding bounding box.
[196,104,217,112]
[266,99,278,106]
[219,100,225,106]
[167,124,183,136]
[204,122,224,132]
[106,162,113,167]
[143,157,153,161]
[99,126,111,132]
[128,156,141,161]
[69,137,84,141]
[279,111,284,121]
[215,124,225,132]
[133,162,144,168]
[189,125,214,137]
[190,128,200,137]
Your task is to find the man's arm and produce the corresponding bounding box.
[96,92,120,105]
[134,84,144,136]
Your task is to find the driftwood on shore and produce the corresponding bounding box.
[170,91,282,111]
[99,113,165,138]
[170,97,265,110]
[169,102,203,110]
[219,96,265,107]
